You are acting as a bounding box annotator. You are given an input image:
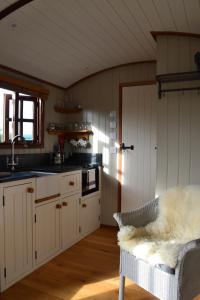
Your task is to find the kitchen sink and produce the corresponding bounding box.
[0,170,56,183]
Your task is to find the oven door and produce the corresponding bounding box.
[82,168,99,196]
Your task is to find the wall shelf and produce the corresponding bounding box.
[54,106,83,114]
[156,71,200,99]
[47,129,93,140]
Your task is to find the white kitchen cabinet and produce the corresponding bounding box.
[2,181,34,288]
[79,192,100,239]
[0,169,101,292]
[34,198,60,265]
[61,194,79,250]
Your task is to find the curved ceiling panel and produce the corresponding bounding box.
[0,0,200,88]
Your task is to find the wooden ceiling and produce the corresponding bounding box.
[0,0,17,11]
[0,0,200,88]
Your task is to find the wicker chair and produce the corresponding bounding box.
[113,198,200,300]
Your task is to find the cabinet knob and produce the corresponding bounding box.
[56,204,62,209]
[27,187,34,193]
[82,203,87,208]
[62,202,68,206]
[69,181,75,186]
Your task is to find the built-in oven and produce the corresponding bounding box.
[82,166,99,196]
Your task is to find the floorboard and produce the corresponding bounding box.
[0,227,169,299]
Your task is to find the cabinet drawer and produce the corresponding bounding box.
[60,173,81,195]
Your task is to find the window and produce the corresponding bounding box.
[0,87,44,147]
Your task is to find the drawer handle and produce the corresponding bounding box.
[35,193,60,204]
[69,181,75,186]
[27,187,34,193]
[56,204,62,209]
[62,202,68,206]
[82,203,87,208]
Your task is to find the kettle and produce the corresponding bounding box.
[54,151,64,165]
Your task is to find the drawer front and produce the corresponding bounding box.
[61,173,81,195]
[35,175,60,201]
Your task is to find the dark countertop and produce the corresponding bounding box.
[0,164,83,184]
[31,164,83,173]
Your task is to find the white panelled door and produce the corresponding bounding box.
[121,84,157,212]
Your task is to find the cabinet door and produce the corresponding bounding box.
[61,194,78,250]
[3,183,33,286]
[80,194,100,238]
[35,200,60,265]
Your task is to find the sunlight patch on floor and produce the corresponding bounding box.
[70,276,133,300]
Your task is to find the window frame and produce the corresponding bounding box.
[0,88,44,148]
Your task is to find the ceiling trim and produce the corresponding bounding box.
[65,60,156,90]
[151,31,200,41]
[0,64,65,90]
[0,0,34,20]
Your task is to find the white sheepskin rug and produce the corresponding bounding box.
[118,185,200,269]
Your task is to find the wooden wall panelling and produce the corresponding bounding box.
[156,35,200,196]
[178,93,191,186]
[156,96,168,196]
[190,91,200,184]
[166,94,179,189]
[156,36,168,75]
[150,86,157,199]
[178,37,192,186]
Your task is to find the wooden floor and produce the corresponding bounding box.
[0,227,160,300]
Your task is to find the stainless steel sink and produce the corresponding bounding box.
[0,172,12,178]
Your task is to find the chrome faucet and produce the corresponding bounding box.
[7,135,26,171]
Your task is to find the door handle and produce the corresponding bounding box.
[120,143,134,150]
[62,202,68,206]
[82,203,87,208]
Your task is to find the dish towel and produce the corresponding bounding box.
[88,169,96,189]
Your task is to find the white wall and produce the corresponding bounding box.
[156,36,200,196]
[0,67,66,155]
[66,62,156,225]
